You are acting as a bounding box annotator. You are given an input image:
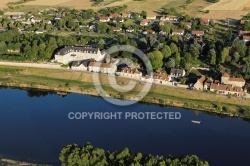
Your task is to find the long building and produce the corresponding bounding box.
[54,46,105,64]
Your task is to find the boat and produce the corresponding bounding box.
[191,120,201,124]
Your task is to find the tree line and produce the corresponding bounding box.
[59,142,209,166]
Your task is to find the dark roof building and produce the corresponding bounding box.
[55,46,99,56]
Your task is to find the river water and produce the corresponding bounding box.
[0,88,249,166]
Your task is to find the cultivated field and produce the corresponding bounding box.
[105,0,174,14]
[204,0,250,10]
[0,0,19,9]
[202,0,250,19]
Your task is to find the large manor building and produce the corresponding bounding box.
[54,46,105,64]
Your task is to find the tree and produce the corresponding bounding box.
[160,45,171,59]
[147,50,163,70]
[171,35,179,43]
[170,42,178,55]
[165,58,175,68]
[174,52,181,66]
[0,41,7,55]
[140,11,147,18]
[233,51,240,62]
[220,47,229,64]
[160,24,170,34]
[210,49,216,65]
[184,52,192,63]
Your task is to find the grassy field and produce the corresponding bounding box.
[0,65,249,118]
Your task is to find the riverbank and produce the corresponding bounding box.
[0,157,49,166]
[0,65,249,119]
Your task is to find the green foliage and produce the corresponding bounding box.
[220,47,229,64]
[147,50,163,70]
[165,58,176,69]
[59,142,209,166]
[170,42,178,55]
[160,45,171,59]
[207,0,219,3]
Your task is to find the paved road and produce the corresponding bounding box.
[0,62,63,69]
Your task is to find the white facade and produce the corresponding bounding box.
[88,62,117,74]
[55,46,105,65]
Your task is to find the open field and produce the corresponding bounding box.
[202,0,250,19]
[204,0,250,11]
[202,10,249,20]
[0,0,19,9]
[1,0,250,20]
[104,0,175,14]
[22,0,93,9]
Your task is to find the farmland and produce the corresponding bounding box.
[201,0,250,19]
[1,0,250,20]
[0,0,19,9]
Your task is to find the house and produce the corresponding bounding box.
[126,27,134,33]
[54,46,105,64]
[243,35,250,42]
[170,68,185,80]
[4,12,25,16]
[0,27,7,32]
[172,29,184,36]
[11,15,22,20]
[70,59,92,71]
[146,14,156,20]
[61,11,67,17]
[182,22,192,29]
[192,30,204,37]
[210,83,244,96]
[112,17,124,23]
[112,27,122,32]
[240,20,250,25]
[200,18,210,25]
[43,20,52,24]
[30,17,42,24]
[109,13,120,18]
[99,16,110,22]
[221,73,245,87]
[140,19,150,26]
[143,72,170,84]
[193,76,206,90]
[122,13,131,18]
[35,29,46,34]
[159,21,165,26]
[238,30,250,36]
[143,29,155,35]
[165,15,178,21]
[88,62,117,74]
[120,67,142,79]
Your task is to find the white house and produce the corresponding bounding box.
[54,46,105,64]
[146,14,156,20]
[70,60,91,71]
[88,62,117,74]
[170,68,185,81]
[143,72,170,85]
[172,29,184,36]
[119,67,142,79]
[99,16,110,22]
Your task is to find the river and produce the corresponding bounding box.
[0,88,249,166]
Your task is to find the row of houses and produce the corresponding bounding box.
[193,73,246,96]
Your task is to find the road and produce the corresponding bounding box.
[0,61,63,69]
